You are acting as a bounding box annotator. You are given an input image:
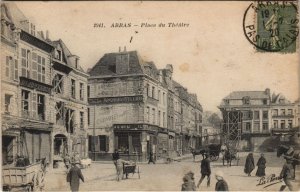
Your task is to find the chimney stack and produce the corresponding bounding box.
[124,46,126,52]
[46,30,49,40]
[119,46,121,52]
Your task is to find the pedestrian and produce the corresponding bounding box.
[197,153,211,188]
[116,158,127,181]
[181,171,196,191]
[67,163,84,192]
[64,154,70,170]
[112,149,120,168]
[279,157,294,191]
[215,170,229,192]
[148,151,155,164]
[244,153,254,176]
[255,153,266,177]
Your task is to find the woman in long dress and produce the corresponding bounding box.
[244,153,255,176]
[256,153,266,177]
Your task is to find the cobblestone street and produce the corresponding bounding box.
[44,152,300,191]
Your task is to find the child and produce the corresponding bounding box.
[181,171,196,191]
[215,171,229,192]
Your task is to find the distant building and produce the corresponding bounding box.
[87,49,202,161]
[219,88,299,151]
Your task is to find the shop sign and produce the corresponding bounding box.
[89,95,143,105]
[114,124,144,130]
[20,77,52,94]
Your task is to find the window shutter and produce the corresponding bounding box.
[105,136,109,152]
[94,136,100,152]
[32,93,37,119]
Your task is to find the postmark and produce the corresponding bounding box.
[243,1,299,52]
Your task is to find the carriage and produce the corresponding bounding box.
[191,144,221,161]
[2,160,46,192]
[122,162,141,179]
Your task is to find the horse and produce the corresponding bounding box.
[190,147,207,161]
[277,145,300,179]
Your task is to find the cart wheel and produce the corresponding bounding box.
[137,166,140,179]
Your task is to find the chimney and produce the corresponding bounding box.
[46,30,49,40]
[119,47,121,52]
[40,31,44,39]
[265,88,270,96]
[124,46,126,52]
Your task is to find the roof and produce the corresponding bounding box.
[224,91,269,100]
[89,51,145,76]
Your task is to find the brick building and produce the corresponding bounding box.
[219,88,299,151]
[1,3,89,167]
[88,48,202,161]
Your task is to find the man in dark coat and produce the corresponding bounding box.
[112,149,120,168]
[244,153,254,176]
[197,154,211,188]
[215,171,229,192]
[255,153,266,177]
[279,157,294,191]
[67,163,84,192]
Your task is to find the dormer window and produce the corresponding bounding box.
[242,96,250,105]
[75,58,79,68]
[224,99,229,105]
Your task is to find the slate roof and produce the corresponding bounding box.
[224,91,269,100]
[89,51,145,76]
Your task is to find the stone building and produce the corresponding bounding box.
[219,88,299,151]
[88,48,203,161]
[1,3,89,167]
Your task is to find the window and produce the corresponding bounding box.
[274,120,278,129]
[80,111,84,128]
[56,50,62,61]
[243,111,252,120]
[55,101,65,125]
[87,108,90,125]
[242,96,250,105]
[37,94,45,120]
[262,123,268,131]
[254,111,260,119]
[5,56,17,81]
[158,111,161,126]
[287,109,293,115]
[163,92,165,104]
[32,52,37,80]
[280,120,285,129]
[99,135,109,152]
[87,86,90,98]
[152,108,155,124]
[21,90,30,115]
[146,107,150,122]
[146,84,150,97]
[288,120,292,128]
[71,79,76,99]
[245,122,251,131]
[14,59,18,80]
[21,49,30,78]
[30,23,35,36]
[263,111,268,119]
[4,94,12,114]
[281,109,285,115]
[80,83,84,101]
[163,112,166,127]
[158,90,161,102]
[75,58,79,69]
[253,122,260,132]
[263,99,268,105]
[224,99,229,105]
[37,55,46,83]
[272,109,278,116]
[53,74,63,94]
[152,87,155,99]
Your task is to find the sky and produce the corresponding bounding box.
[14,1,299,113]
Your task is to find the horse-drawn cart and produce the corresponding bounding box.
[2,162,45,192]
[122,162,140,179]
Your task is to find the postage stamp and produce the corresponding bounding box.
[243,1,299,52]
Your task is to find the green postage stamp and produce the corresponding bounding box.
[243,1,299,52]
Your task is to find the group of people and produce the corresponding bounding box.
[244,153,267,177]
[182,153,229,191]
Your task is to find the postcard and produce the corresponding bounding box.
[1,1,299,191]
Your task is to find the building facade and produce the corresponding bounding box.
[88,49,202,161]
[1,3,89,167]
[219,88,299,151]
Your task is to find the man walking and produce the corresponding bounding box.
[112,149,120,168]
[148,151,155,164]
[197,153,211,188]
[67,163,84,192]
[279,157,294,191]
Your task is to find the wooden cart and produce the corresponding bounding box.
[122,163,140,179]
[2,162,45,192]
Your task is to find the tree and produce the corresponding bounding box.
[207,113,222,128]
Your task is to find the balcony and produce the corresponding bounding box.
[271,127,299,135]
[21,111,45,122]
[272,114,294,118]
